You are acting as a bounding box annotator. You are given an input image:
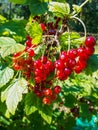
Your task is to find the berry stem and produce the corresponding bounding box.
[71,0,90,17]
[54,32,61,54]
[80,0,90,8]
[67,26,71,51]
[71,16,87,38]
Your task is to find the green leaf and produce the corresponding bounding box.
[0,67,14,88]
[9,0,26,4]
[64,93,77,108]
[49,2,70,18]
[0,37,16,47]
[0,20,27,42]
[72,5,82,14]
[24,92,37,115]
[0,15,6,21]
[0,37,25,58]
[1,78,28,115]
[80,103,91,118]
[28,0,48,15]
[38,105,52,124]
[24,91,53,124]
[59,32,85,47]
[26,22,42,45]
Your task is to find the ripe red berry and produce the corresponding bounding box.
[43,97,51,105]
[27,49,35,57]
[74,65,83,74]
[13,52,22,57]
[13,63,21,70]
[67,58,76,68]
[40,23,46,31]
[77,47,85,57]
[34,60,42,69]
[50,93,57,101]
[26,39,32,48]
[43,88,53,96]
[40,56,47,63]
[56,69,63,77]
[64,67,72,76]
[54,60,64,69]
[68,49,77,59]
[75,59,87,72]
[60,51,69,62]
[85,36,96,47]
[85,46,95,56]
[54,85,61,94]
[34,69,42,77]
[34,76,42,83]
[46,60,54,71]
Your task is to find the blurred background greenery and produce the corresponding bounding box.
[0,0,98,36]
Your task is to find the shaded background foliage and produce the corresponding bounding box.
[0,0,98,34]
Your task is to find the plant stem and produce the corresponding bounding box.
[72,0,90,17]
[67,26,71,51]
[71,16,87,38]
[80,0,90,8]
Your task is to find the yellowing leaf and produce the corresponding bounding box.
[49,2,70,18]
[9,0,26,4]
[26,22,42,45]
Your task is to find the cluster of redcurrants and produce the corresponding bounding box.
[12,22,96,105]
[31,84,61,105]
[12,35,62,105]
[55,36,96,80]
[12,36,35,79]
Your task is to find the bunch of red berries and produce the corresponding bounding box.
[55,36,96,80]
[34,56,54,84]
[30,84,61,105]
[12,21,96,105]
[12,36,35,79]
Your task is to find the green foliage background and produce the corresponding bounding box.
[0,0,98,130]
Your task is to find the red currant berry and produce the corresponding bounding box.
[85,46,95,56]
[74,66,83,74]
[67,58,76,68]
[46,60,54,71]
[40,23,46,31]
[26,39,32,48]
[13,52,22,57]
[54,85,61,94]
[40,56,47,63]
[54,60,64,69]
[50,93,57,101]
[64,67,72,76]
[43,97,51,105]
[60,51,69,62]
[76,59,87,70]
[34,69,42,77]
[13,63,21,70]
[34,60,42,69]
[43,88,53,96]
[34,76,42,83]
[68,49,77,59]
[85,36,96,47]
[27,49,35,57]
[77,47,85,57]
